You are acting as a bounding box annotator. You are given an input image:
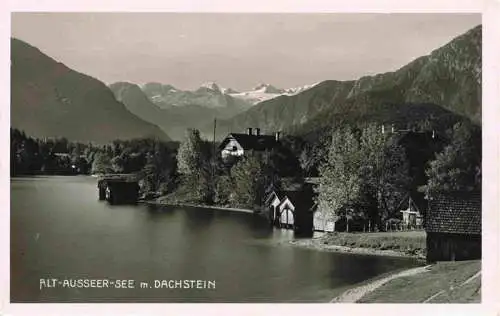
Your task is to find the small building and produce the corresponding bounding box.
[219,128,280,160]
[265,190,282,224]
[276,190,315,233]
[425,192,481,263]
[399,196,423,228]
[400,208,423,228]
[313,210,336,232]
[278,197,295,228]
[98,174,140,205]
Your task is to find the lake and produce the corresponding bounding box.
[10,176,420,302]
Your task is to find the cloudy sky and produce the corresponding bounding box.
[11,13,480,91]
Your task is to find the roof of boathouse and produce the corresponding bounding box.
[426,192,481,235]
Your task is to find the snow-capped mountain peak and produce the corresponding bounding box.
[253,83,284,94]
[200,81,222,93]
[228,82,318,104]
[221,87,239,94]
[284,82,320,95]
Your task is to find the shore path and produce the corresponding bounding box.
[330,265,431,303]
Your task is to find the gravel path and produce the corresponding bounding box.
[330,265,431,303]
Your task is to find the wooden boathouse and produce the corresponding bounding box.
[264,188,315,234]
[97,174,139,205]
[425,192,481,263]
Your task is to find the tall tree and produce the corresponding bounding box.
[360,125,410,223]
[176,129,214,203]
[317,125,410,227]
[317,127,364,222]
[423,122,481,198]
[177,129,204,176]
[142,140,176,195]
[91,152,113,174]
[230,152,267,208]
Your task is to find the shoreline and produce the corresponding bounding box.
[287,235,426,260]
[143,198,425,260]
[140,199,255,214]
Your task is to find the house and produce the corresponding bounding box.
[219,128,280,160]
[425,192,481,263]
[400,208,423,228]
[399,196,423,228]
[276,190,315,233]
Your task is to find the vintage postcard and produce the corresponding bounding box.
[3,1,498,315]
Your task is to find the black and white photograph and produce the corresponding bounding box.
[3,3,497,313]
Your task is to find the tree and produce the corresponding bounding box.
[360,126,410,223]
[317,125,410,229]
[317,127,364,222]
[299,144,316,177]
[176,129,214,203]
[230,152,267,208]
[141,140,176,195]
[214,175,234,205]
[423,122,481,198]
[177,129,204,176]
[91,152,112,174]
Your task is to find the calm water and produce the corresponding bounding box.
[11,176,420,302]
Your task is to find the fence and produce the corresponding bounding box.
[384,222,424,232]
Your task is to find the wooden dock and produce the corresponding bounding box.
[97,174,139,205]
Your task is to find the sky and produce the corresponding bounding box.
[11,13,480,91]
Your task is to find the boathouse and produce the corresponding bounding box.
[97,174,140,205]
[425,192,481,263]
[265,190,282,224]
[276,190,314,233]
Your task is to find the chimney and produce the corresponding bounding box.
[381,125,385,134]
[247,127,253,135]
[391,124,395,133]
[255,128,261,136]
[432,130,435,139]
[275,131,281,141]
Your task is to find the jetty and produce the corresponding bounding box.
[97,174,139,205]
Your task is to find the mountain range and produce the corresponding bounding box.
[227,83,319,105]
[140,81,317,108]
[141,81,251,109]
[110,82,250,140]
[11,38,170,144]
[208,25,481,140]
[11,24,481,145]
[110,80,318,140]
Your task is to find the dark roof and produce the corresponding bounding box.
[267,178,311,193]
[220,133,277,151]
[265,190,281,205]
[426,193,481,235]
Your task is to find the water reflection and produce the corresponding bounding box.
[11,176,420,303]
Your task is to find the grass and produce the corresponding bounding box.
[321,230,426,257]
[358,260,481,303]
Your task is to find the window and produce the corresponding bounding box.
[232,146,237,151]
